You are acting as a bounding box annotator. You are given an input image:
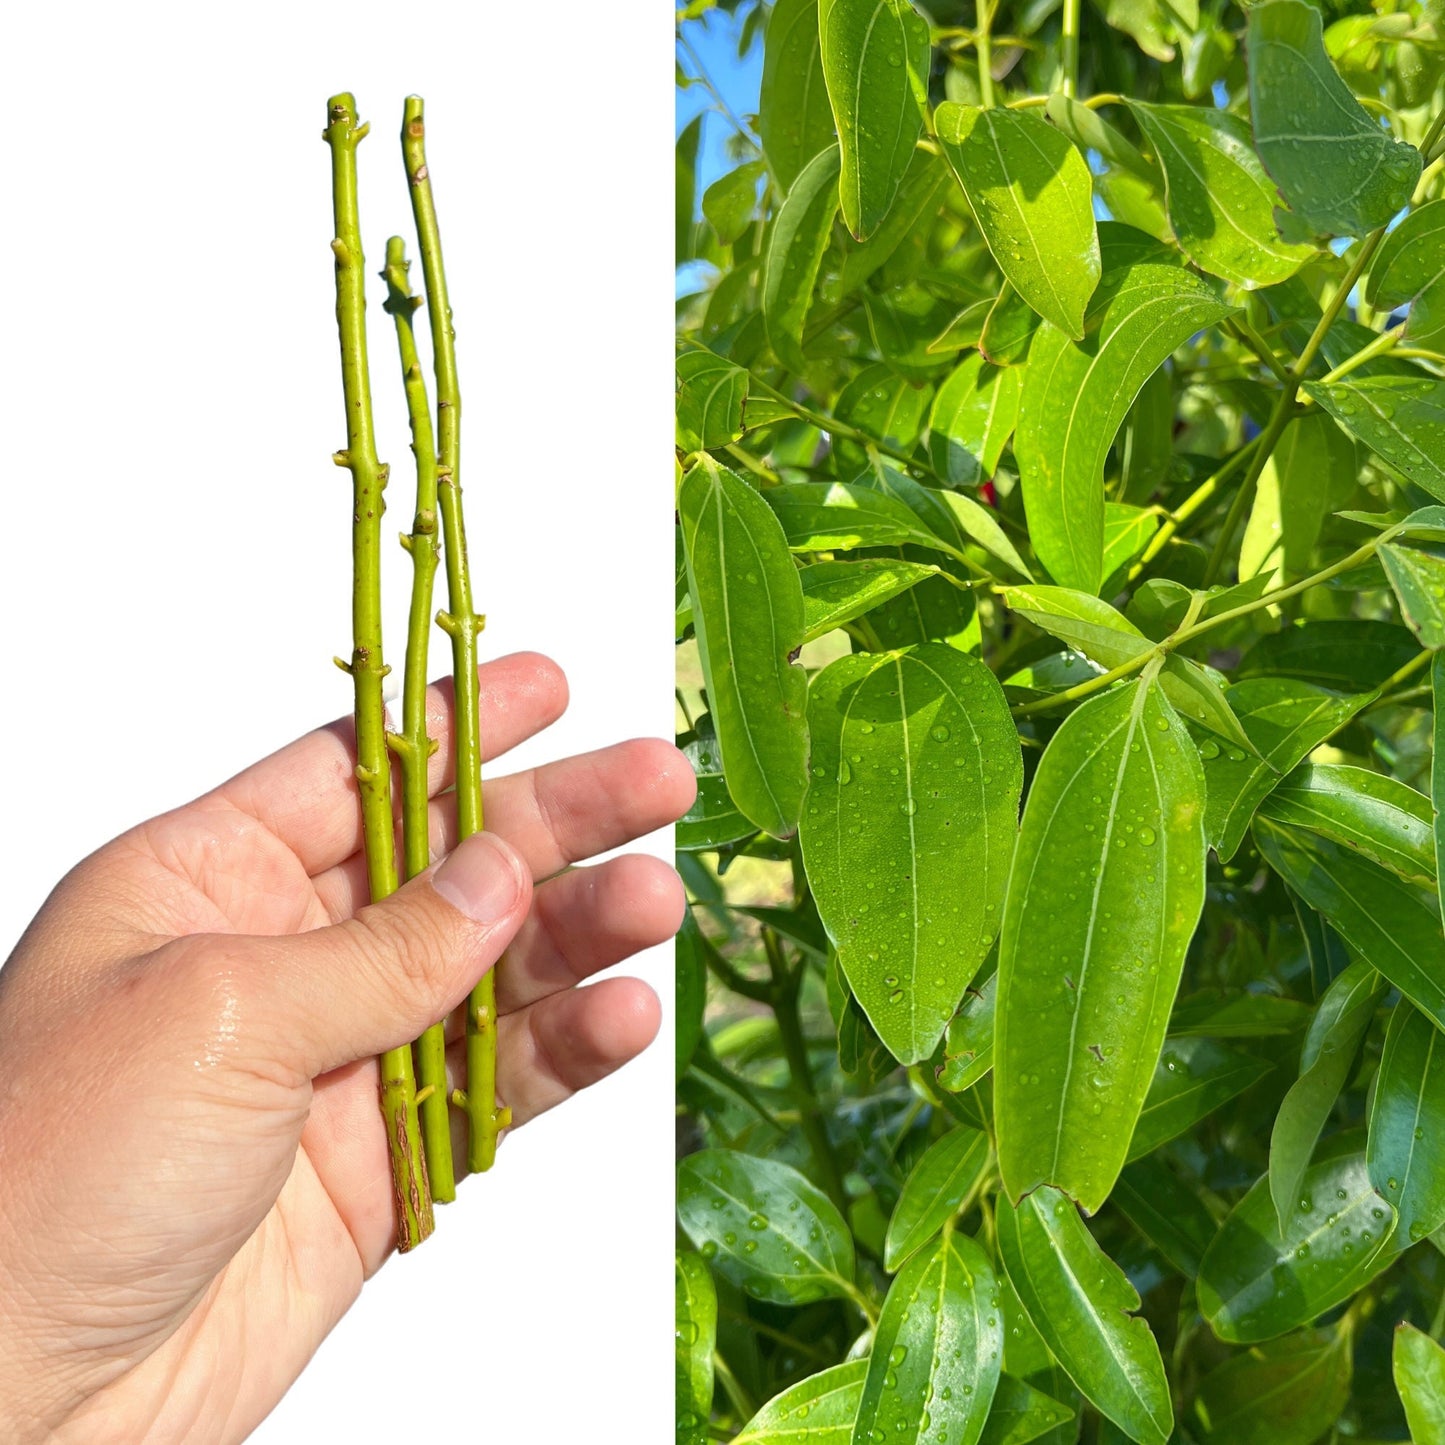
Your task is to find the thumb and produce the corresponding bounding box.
[247,831,531,1078]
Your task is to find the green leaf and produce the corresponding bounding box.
[1194,1325,1353,1445]
[801,644,1023,1064]
[1101,504,1159,589]
[1268,960,1386,1231]
[679,713,760,852]
[1128,103,1314,288]
[767,480,935,552]
[854,1231,1003,1445]
[1380,539,1445,649]
[1238,619,1421,690]
[800,558,942,642]
[676,344,794,452]
[935,103,1101,340]
[1118,368,1175,505]
[704,160,767,246]
[1127,1035,1272,1161]
[834,363,933,470]
[996,674,1208,1213]
[935,490,1035,581]
[676,1149,856,1306]
[1169,991,1311,1038]
[1000,585,1252,747]
[679,460,810,839]
[1254,817,1445,1032]
[939,971,998,1093]
[1046,94,1156,182]
[978,1377,1078,1445]
[676,1252,717,1445]
[1368,1001,1445,1247]
[1197,1145,1395,1343]
[759,0,837,193]
[676,909,709,1082]
[1200,679,1370,862]
[979,284,1043,367]
[1393,1323,1445,1445]
[1304,377,1445,502]
[818,0,930,241]
[884,1127,992,1270]
[1436,652,1445,924]
[1016,255,1234,593]
[1365,198,1445,354]
[996,1187,1173,1445]
[928,353,1023,486]
[1260,763,1436,887]
[1239,414,1358,587]
[1114,1160,1216,1283]
[764,145,843,372]
[735,1361,868,1445]
[678,113,704,262]
[1246,0,1421,238]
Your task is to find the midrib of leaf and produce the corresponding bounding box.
[846,2,887,228]
[1050,681,1153,1182]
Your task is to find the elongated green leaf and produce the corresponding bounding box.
[854,1231,1003,1445]
[676,344,794,452]
[1261,763,1435,885]
[1100,504,1159,588]
[928,353,1023,486]
[1268,960,1385,1230]
[802,644,1022,1063]
[1001,585,1251,747]
[1366,198,1445,354]
[1394,1323,1445,1445]
[1255,817,1445,1031]
[767,480,933,552]
[935,104,1100,339]
[884,1127,992,1270]
[938,491,1034,581]
[1046,94,1155,181]
[1198,1146,1395,1343]
[1247,0,1420,238]
[676,1253,717,1445]
[1436,651,1445,924]
[1200,680,1369,861]
[841,149,952,297]
[735,1361,868,1445]
[679,714,758,852]
[1169,991,1311,1038]
[1118,368,1175,505]
[680,460,809,839]
[1381,539,1445,649]
[704,160,767,246]
[676,1150,856,1306]
[996,675,1207,1212]
[979,1377,1077,1445]
[1113,1156,1218,1276]
[759,0,836,193]
[800,558,940,642]
[996,1187,1173,1445]
[764,145,843,372]
[818,0,929,241]
[1304,377,1445,501]
[1127,1036,1271,1161]
[834,363,933,471]
[979,283,1043,367]
[1194,1326,1353,1445]
[1237,619,1420,689]
[676,909,709,1081]
[1368,1001,1445,1247]
[677,113,703,263]
[1128,103,1313,288]
[939,971,998,1093]
[1016,256,1234,593]
[1240,413,1358,588]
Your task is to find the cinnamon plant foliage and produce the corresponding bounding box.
[675,0,1445,1440]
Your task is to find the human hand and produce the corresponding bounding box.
[0,652,693,1443]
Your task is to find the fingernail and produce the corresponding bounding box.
[432,833,523,923]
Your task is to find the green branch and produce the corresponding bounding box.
[401,95,510,1174]
[324,93,433,1251]
[381,235,455,1205]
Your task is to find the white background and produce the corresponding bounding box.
[0,4,671,1440]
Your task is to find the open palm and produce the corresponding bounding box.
[0,653,691,1443]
